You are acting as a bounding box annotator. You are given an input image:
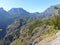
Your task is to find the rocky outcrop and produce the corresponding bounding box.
[47,31,60,45]
[35,31,60,45]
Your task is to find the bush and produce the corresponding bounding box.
[28,20,44,35]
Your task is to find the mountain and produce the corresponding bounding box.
[8,8,31,21]
[8,8,30,16]
[0,8,16,28]
[8,5,60,20]
[0,4,60,45]
[32,4,60,18]
[0,8,14,40]
[8,4,60,45]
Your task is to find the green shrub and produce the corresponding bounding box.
[28,20,44,35]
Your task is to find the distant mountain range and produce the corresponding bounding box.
[0,4,60,23]
[0,4,59,29]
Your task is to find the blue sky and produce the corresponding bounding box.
[0,0,60,12]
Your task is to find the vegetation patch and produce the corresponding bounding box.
[10,40,27,45]
[40,28,58,38]
[28,20,44,35]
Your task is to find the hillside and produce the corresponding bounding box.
[9,7,60,45]
[0,4,60,45]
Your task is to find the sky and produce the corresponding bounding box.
[0,0,60,13]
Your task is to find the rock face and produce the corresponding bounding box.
[47,31,60,45]
[35,31,60,45]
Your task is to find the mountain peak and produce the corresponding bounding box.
[8,8,30,16]
[10,8,24,11]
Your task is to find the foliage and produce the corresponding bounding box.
[44,28,58,35]
[46,15,60,29]
[28,20,44,35]
[40,28,58,38]
[10,40,27,45]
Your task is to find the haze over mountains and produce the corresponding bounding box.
[0,4,60,45]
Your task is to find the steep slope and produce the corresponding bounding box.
[35,31,60,45]
[0,8,14,45]
[0,8,13,39]
[47,31,60,45]
[0,8,13,28]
